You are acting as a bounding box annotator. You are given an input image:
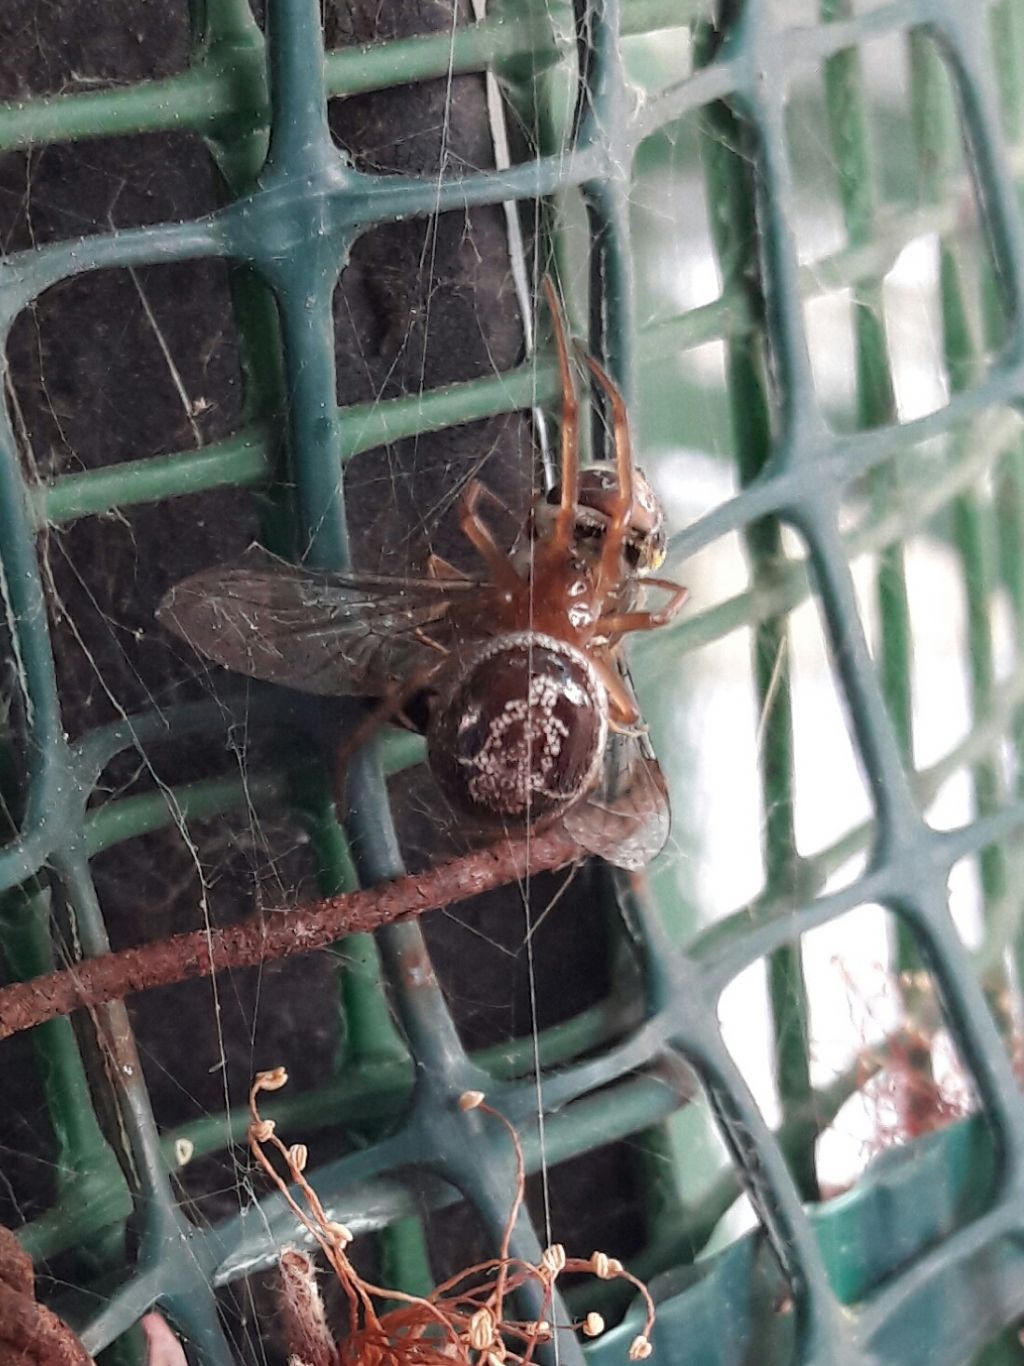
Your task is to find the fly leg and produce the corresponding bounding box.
[591,654,642,729]
[426,553,468,580]
[334,663,443,818]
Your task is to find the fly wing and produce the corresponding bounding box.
[562,727,670,870]
[561,655,670,870]
[157,546,474,697]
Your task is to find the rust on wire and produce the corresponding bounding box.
[0,831,584,1040]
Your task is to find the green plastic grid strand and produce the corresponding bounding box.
[2,0,1024,1363]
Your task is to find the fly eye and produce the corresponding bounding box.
[646,530,667,571]
[624,540,643,568]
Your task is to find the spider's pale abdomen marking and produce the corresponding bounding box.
[428,632,608,824]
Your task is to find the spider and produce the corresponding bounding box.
[158,280,688,868]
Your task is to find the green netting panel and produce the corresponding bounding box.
[3,0,1024,1363]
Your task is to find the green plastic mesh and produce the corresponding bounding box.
[3,1,1024,1363]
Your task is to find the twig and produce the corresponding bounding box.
[0,831,584,1041]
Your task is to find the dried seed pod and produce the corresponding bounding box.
[582,1312,605,1338]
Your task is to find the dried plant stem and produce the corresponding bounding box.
[0,831,583,1041]
[249,1071,656,1365]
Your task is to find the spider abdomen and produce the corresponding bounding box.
[427,632,608,826]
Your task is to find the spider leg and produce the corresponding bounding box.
[600,582,690,637]
[411,627,450,655]
[542,275,580,552]
[334,662,444,817]
[458,479,522,592]
[576,347,635,597]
